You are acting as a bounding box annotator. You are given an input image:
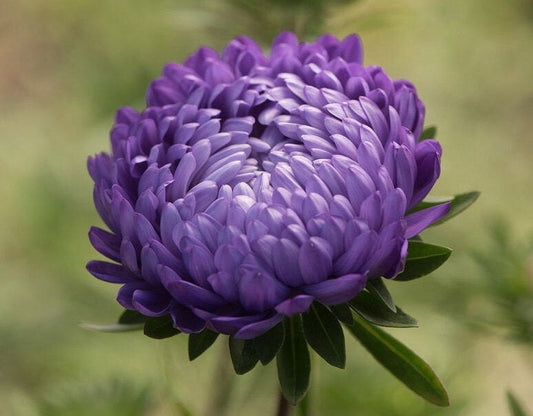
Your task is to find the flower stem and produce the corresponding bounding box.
[276,390,292,416]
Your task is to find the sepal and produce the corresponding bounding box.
[252,323,284,365]
[143,314,180,339]
[188,329,219,361]
[229,337,259,374]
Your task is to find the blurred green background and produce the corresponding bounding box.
[1,0,532,415]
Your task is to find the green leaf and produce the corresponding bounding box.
[118,309,147,325]
[79,309,148,332]
[420,126,437,140]
[79,321,144,333]
[395,241,452,281]
[188,329,219,361]
[302,302,345,368]
[330,303,353,325]
[229,337,259,375]
[367,278,396,312]
[143,315,180,339]
[349,290,418,328]
[277,316,310,405]
[345,313,449,407]
[507,390,529,416]
[252,322,284,365]
[409,191,480,225]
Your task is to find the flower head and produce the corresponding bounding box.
[87,32,448,339]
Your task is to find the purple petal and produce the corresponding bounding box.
[275,295,314,316]
[88,227,121,262]
[234,314,283,339]
[302,273,367,305]
[169,302,206,333]
[86,260,137,284]
[405,202,450,238]
[299,237,334,284]
[132,289,171,317]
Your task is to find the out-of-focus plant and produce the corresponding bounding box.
[210,0,358,43]
[36,379,152,416]
[470,218,533,344]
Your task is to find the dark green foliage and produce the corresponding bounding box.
[345,313,449,407]
[252,322,284,365]
[188,329,219,361]
[143,315,180,339]
[302,302,346,368]
[229,337,259,374]
[350,290,418,328]
[277,316,311,405]
[395,241,452,281]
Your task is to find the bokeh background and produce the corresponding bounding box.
[1,0,532,415]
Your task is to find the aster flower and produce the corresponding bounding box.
[86,32,477,406]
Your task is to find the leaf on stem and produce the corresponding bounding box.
[303,302,346,368]
[409,191,480,226]
[188,329,219,361]
[345,313,449,407]
[229,337,259,375]
[349,290,418,328]
[367,278,396,312]
[252,323,284,365]
[395,241,452,281]
[277,316,310,405]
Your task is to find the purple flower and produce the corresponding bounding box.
[87,32,449,339]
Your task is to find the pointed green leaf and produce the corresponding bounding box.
[367,278,396,312]
[420,126,437,140]
[79,321,144,333]
[277,316,310,405]
[330,303,353,325]
[229,337,259,375]
[118,309,147,325]
[188,329,219,361]
[349,290,418,328]
[409,191,480,225]
[507,390,528,416]
[302,302,345,368]
[79,309,147,332]
[395,241,452,281]
[252,322,284,365]
[143,315,180,339]
[345,313,449,406]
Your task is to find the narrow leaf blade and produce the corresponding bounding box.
[409,191,480,225]
[277,316,310,405]
[367,278,396,312]
[349,291,418,328]
[188,329,219,361]
[303,302,345,368]
[252,323,284,365]
[143,315,180,339]
[345,313,449,406]
[330,303,353,325]
[395,241,452,281]
[507,390,528,416]
[79,321,144,332]
[229,337,259,375]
